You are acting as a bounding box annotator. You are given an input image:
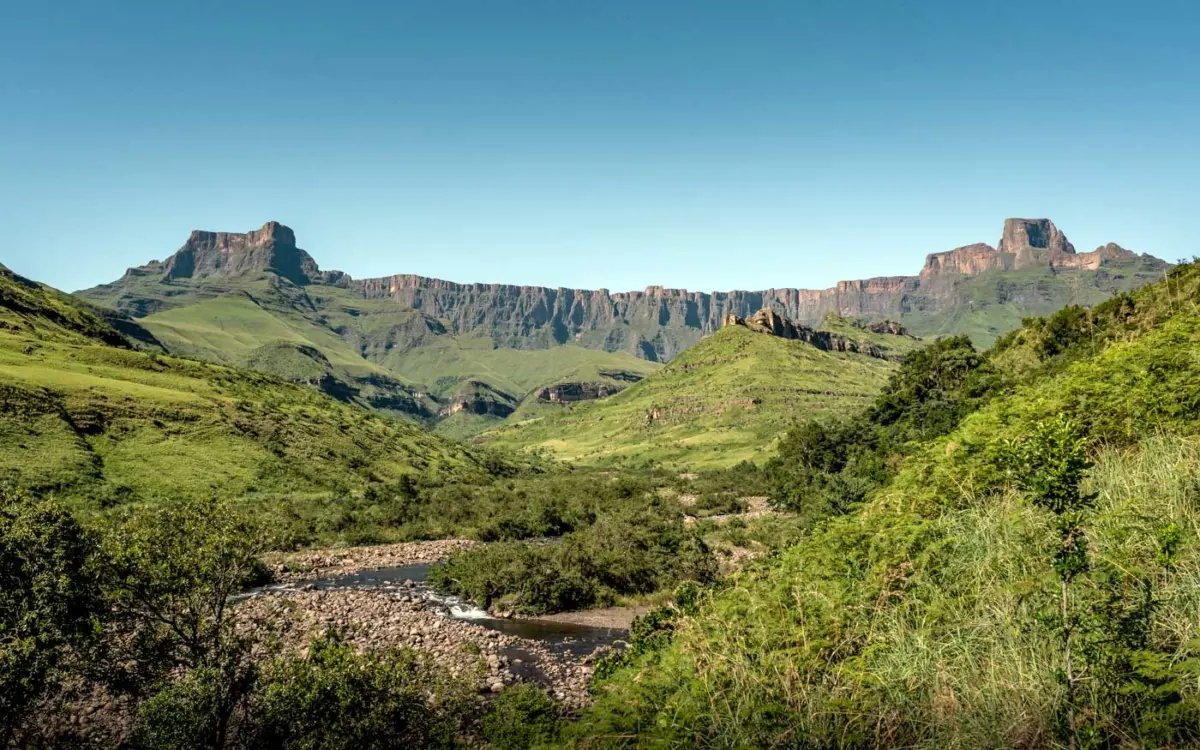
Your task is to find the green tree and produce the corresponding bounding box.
[104,498,269,745]
[0,493,105,744]
[1009,416,1095,749]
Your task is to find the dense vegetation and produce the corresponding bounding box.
[429,509,717,614]
[1,492,570,747]
[763,333,1004,524]
[574,260,1200,747]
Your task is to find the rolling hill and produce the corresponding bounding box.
[0,262,510,520]
[485,311,924,468]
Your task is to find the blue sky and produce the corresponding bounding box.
[2,0,1197,293]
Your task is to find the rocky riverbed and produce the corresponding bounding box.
[267,538,477,582]
[238,587,603,708]
[42,540,623,746]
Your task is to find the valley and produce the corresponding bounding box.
[7,1,1198,744]
[6,222,1199,749]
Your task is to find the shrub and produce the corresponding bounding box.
[249,632,466,750]
[431,510,716,615]
[482,684,560,749]
[0,493,105,743]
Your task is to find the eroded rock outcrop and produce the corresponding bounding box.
[921,219,1139,278]
[438,380,516,418]
[149,221,344,286]
[722,309,899,361]
[866,320,909,336]
[534,381,625,403]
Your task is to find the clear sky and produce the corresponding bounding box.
[2,0,1197,294]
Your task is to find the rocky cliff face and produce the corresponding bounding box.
[534,381,627,403]
[347,219,1165,359]
[134,221,345,286]
[86,218,1171,361]
[722,309,899,361]
[438,380,516,418]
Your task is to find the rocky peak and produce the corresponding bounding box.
[866,320,909,336]
[162,221,323,285]
[997,218,1076,266]
[919,218,1146,279]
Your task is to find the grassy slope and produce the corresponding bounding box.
[81,276,660,433]
[486,322,915,469]
[377,333,659,399]
[141,292,395,377]
[577,264,1200,747]
[902,259,1170,346]
[0,266,500,514]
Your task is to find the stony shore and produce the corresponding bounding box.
[238,587,600,709]
[259,539,612,707]
[267,538,477,582]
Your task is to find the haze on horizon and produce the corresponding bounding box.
[2,0,1197,294]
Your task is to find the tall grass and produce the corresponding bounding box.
[576,436,1200,748]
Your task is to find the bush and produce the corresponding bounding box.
[0,493,105,743]
[128,659,258,750]
[130,631,472,750]
[249,632,466,749]
[482,684,560,749]
[430,510,716,615]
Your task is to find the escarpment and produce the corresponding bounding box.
[80,217,1171,363]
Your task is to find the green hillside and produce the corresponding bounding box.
[79,273,659,434]
[575,262,1200,747]
[0,264,506,522]
[902,260,1171,346]
[486,317,923,468]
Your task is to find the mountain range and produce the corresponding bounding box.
[75,217,1169,436]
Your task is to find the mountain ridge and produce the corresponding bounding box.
[91,217,1170,359]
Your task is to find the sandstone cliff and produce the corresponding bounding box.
[130,221,346,287]
[534,381,627,404]
[83,217,1171,360]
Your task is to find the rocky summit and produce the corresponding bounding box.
[127,221,343,287]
